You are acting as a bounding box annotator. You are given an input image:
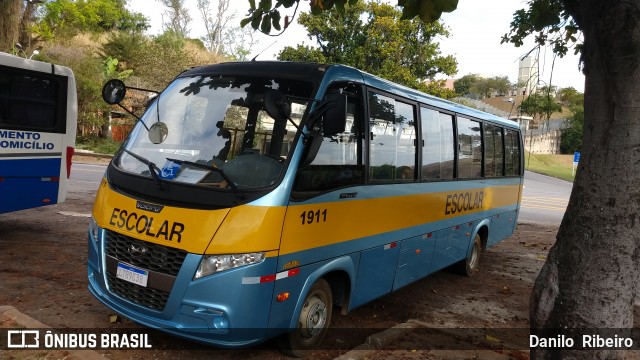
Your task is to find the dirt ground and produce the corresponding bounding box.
[0,161,559,359]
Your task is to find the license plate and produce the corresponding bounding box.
[116,262,149,287]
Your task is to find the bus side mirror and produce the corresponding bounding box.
[102,79,127,104]
[300,131,323,167]
[321,93,347,137]
[264,90,291,122]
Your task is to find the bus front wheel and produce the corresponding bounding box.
[456,233,482,276]
[278,278,333,357]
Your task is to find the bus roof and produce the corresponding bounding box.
[0,51,75,79]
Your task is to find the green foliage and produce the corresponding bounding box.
[278,1,457,98]
[278,44,327,63]
[76,136,121,154]
[101,29,199,90]
[42,43,109,131]
[519,92,562,131]
[242,0,458,35]
[559,87,583,153]
[501,0,582,57]
[453,74,480,96]
[100,31,149,70]
[34,0,148,40]
[524,151,575,182]
[455,74,512,98]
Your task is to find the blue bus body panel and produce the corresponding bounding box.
[87,228,279,347]
[351,243,401,308]
[393,234,436,291]
[0,158,61,213]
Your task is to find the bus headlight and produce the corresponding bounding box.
[194,253,265,279]
[89,217,100,242]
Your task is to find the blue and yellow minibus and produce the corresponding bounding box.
[87,61,523,355]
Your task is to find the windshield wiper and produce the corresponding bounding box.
[122,149,164,190]
[165,158,245,199]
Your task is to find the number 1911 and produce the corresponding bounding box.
[300,209,327,225]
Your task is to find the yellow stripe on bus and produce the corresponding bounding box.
[279,185,522,256]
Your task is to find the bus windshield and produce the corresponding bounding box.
[116,75,312,190]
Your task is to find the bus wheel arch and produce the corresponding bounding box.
[456,224,489,277]
[323,270,352,315]
[277,277,333,357]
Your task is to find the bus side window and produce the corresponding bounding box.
[292,83,365,197]
[457,117,482,179]
[0,69,62,131]
[505,129,521,176]
[369,92,417,183]
[484,124,504,177]
[421,108,455,180]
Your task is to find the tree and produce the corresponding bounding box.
[242,0,459,34]
[454,74,511,98]
[278,1,458,98]
[252,2,639,358]
[197,0,229,54]
[519,92,562,132]
[453,73,480,96]
[160,0,191,37]
[560,101,583,153]
[0,0,22,52]
[33,0,148,40]
[503,1,640,359]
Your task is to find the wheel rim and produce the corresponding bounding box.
[300,294,327,339]
[469,240,480,270]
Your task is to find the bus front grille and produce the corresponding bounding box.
[106,273,170,311]
[104,230,187,276]
[104,230,188,311]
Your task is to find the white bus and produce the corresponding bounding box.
[0,52,77,214]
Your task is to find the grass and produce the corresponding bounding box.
[524,151,576,182]
[76,136,121,155]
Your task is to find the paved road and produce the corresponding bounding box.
[520,170,573,225]
[69,162,105,191]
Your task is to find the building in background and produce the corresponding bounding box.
[517,56,538,96]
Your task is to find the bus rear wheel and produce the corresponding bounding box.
[278,278,333,357]
[456,233,482,276]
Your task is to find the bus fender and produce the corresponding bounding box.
[466,219,491,257]
[287,255,356,329]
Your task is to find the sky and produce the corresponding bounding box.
[128,0,585,92]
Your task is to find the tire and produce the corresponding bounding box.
[456,233,482,276]
[278,278,333,357]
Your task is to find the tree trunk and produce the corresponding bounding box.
[530,1,640,359]
[0,0,22,52]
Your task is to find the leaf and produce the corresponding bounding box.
[240,17,252,28]
[419,0,440,23]
[249,0,256,10]
[272,10,282,31]
[434,0,458,13]
[261,14,272,33]
[109,315,119,323]
[251,14,262,30]
[260,0,273,12]
[485,335,501,343]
